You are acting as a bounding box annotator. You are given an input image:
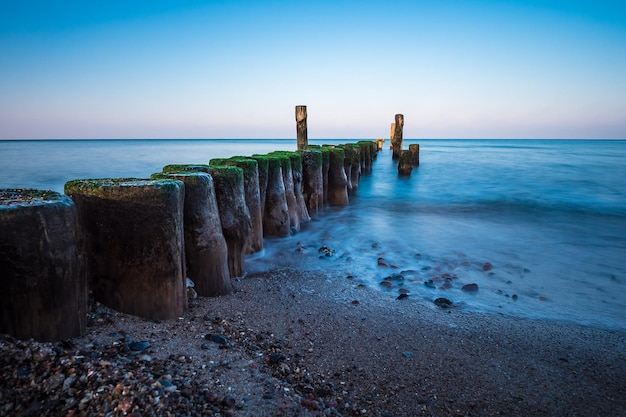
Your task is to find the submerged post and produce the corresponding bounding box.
[392,114,404,159]
[398,150,414,176]
[296,105,308,150]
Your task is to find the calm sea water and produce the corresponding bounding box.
[1,139,625,330]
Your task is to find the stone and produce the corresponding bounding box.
[461,283,479,293]
[434,297,453,308]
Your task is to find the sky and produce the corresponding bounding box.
[1,1,625,139]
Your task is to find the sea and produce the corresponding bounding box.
[1,139,625,330]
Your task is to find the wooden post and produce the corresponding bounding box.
[210,157,264,254]
[357,141,373,173]
[205,166,251,278]
[327,147,349,206]
[0,189,85,342]
[349,144,362,190]
[389,123,395,149]
[262,155,290,237]
[339,144,354,194]
[286,151,311,224]
[376,138,384,151]
[269,152,300,232]
[65,179,186,320]
[296,105,308,150]
[409,143,420,166]
[249,155,269,222]
[163,164,252,278]
[151,172,231,297]
[392,114,404,159]
[398,150,413,176]
[299,149,323,217]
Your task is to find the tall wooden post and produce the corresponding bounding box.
[392,114,404,159]
[389,123,395,149]
[296,105,308,150]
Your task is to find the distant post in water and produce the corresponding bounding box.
[389,123,395,149]
[296,105,308,150]
[392,114,404,159]
[409,143,420,166]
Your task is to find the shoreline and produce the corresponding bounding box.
[2,267,625,416]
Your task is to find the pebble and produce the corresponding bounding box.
[207,334,229,345]
[434,297,453,308]
[461,283,479,293]
[129,341,151,352]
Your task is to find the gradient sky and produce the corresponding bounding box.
[1,1,625,139]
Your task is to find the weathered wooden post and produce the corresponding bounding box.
[299,149,323,217]
[0,189,85,342]
[409,143,420,166]
[151,172,231,297]
[349,144,362,190]
[249,155,269,222]
[398,150,414,176]
[339,144,354,194]
[261,155,290,237]
[389,123,395,149]
[327,147,349,206]
[162,164,252,278]
[357,141,373,173]
[286,151,311,224]
[392,114,404,159]
[296,105,308,151]
[210,157,263,254]
[65,179,186,320]
[204,166,251,278]
[376,138,384,151]
[320,147,330,205]
[269,152,300,232]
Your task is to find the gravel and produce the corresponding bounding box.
[2,267,625,416]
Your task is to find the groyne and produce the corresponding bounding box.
[0,139,381,341]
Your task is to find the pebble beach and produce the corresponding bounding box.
[2,267,625,417]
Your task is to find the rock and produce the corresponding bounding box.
[207,334,229,345]
[461,283,479,293]
[129,341,151,352]
[424,279,436,289]
[379,281,392,288]
[434,297,453,308]
[318,245,335,257]
[402,351,412,358]
[482,262,493,271]
[397,294,409,300]
[269,353,286,364]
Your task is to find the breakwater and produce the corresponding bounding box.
[0,140,380,341]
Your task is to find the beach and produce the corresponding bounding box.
[2,267,625,417]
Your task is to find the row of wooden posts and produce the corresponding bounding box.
[0,137,381,342]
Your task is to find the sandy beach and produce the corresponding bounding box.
[2,267,625,416]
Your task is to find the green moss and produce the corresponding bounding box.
[162,164,211,174]
[268,151,294,172]
[298,149,322,170]
[0,188,64,207]
[64,178,183,199]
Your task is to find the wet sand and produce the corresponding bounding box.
[2,267,625,416]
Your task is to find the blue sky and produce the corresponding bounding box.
[1,1,625,139]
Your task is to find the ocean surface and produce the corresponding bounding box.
[1,139,625,330]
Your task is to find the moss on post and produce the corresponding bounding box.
[151,172,231,297]
[65,179,186,321]
[0,189,85,342]
[210,157,263,254]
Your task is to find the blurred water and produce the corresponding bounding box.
[2,139,625,329]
